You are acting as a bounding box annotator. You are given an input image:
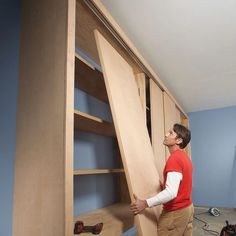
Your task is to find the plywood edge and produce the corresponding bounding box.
[75,52,95,69]
[150,80,166,178]
[92,0,187,117]
[65,0,76,235]
[74,169,124,175]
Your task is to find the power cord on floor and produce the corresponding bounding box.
[194,212,220,236]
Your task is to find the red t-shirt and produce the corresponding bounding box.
[163,149,193,211]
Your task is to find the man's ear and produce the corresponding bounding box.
[176,138,183,145]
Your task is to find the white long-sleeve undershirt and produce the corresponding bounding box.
[146,172,183,207]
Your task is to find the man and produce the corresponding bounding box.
[130,123,193,236]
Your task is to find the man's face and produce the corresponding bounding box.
[163,128,179,147]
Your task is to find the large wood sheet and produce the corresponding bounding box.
[150,80,166,180]
[95,30,161,236]
[163,92,180,159]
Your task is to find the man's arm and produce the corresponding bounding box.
[147,171,182,207]
[130,172,182,214]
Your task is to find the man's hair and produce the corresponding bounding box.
[173,123,191,149]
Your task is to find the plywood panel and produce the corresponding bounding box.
[163,92,177,131]
[150,80,166,180]
[180,114,192,158]
[13,0,75,235]
[163,92,178,159]
[175,107,181,124]
[95,30,161,236]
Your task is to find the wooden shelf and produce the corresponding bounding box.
[75,53,109,103]
[74,169,124,175]
[74,203,134,236]
[74,110,116,137]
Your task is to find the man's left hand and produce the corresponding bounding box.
[130,194,148,215]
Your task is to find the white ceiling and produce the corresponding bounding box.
[101,0,236,113]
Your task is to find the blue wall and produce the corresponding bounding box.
[74,88,121,216]
[189,106,236,208]
[0,0,20,235]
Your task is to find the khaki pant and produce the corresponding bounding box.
[157,204,194,236]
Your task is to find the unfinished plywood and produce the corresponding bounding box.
[163,92,175,159]
[163,92,177,131]
[150,80,166,179]
[163,92,180,159]
[175,107,181,124]
[13,0,75,235]
[180,113,192,157]
[95,30,161,236]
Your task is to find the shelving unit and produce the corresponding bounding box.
[13,1,191,235]
[73,9,133,230]
[73,50,133,233]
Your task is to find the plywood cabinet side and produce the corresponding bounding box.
[13,0,75,235]
[163,92,179,130]
[164,92,191,159]
[163,92,179,159]
[150,80,166,179]
[175,107,181,124]
[180,113,192,157]
[65,1,76,235]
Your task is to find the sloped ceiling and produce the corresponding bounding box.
[101,0,236,112]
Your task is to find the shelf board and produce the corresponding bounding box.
[75,53,109,103]
[74,110,116,137]
[74,203,134,236]
[74,169,124,175]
